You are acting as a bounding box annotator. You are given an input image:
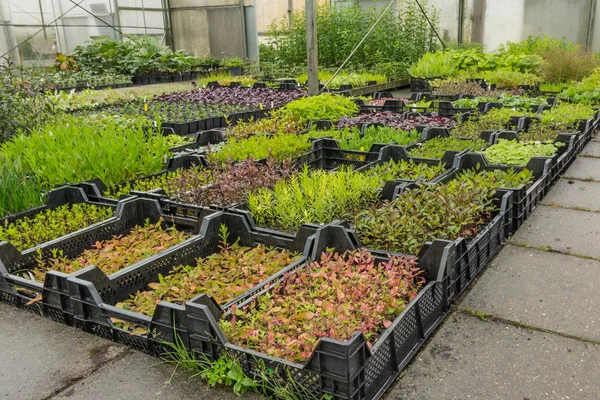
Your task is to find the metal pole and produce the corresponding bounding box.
[414,0,445,49]
[239,0,247,59]
[37,0,47,39]
[305,0,318,96]
[288,0,293,28]
[322,0,395,91]
[141,0,148,34]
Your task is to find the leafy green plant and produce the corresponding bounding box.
[296,72,386,88]
[208,134,311,164]
[275,94,359,122]
[32,219,190,282]
[483,139,562,166]
[221,249,425,362]
[339,126,420,151]
[482,70,541,88]
[248,162,445,231]
[409,137,487,159]
[355,169,531,254]
[560,68,600,104]
[452,108,525,139]
[499,34,580,56]
[0,203,113,251]
[221,57,244,68]
[119,225,302,315]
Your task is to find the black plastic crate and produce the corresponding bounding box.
[0,196,201,326]
[168,130,226,154]
[66,212,330,355]
[116,222,454,400]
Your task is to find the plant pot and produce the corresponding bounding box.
[228,66,242,76]
[173,74,183,82]
[182,72,191,81]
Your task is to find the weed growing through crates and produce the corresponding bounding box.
[0,204,113,251]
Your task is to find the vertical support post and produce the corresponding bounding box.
[457,0,464,45]
[305,0,319,96]
[0,0,20,63]
[587,0,597,50]
[288,0,293,28]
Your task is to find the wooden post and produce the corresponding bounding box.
[306,0,319,96]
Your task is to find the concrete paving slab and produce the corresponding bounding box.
[511,205,600,259]
[460,244,600,342]
[0,303,129,400]
[542,178,600,211]
[563,157,600,181]
[580,141,600,158]
[51,352,257,400]
[386,313,600,400]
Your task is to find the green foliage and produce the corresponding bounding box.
[1,115,170,193]
[221,57,244,68]
[519,103,595,141]
[498,34,580,56]
[248,162,445,231]
[482,70,541,88]
[73,35,201,76]
[560,68,600,104]
[451,108,522,139]
[409,137,487,159]
[164,134,194,149]
[208,134,311,164]
[339,126,420,151]
[0,58,56,143]
[355,169,531,254]
[483,139,562,166]
[33,220,190,282]
[275,94,359,122]
[221,249,425,362]
[0,159,43,217]
[260,2,439,74]
[120,227,301,315]
[295,71,387,88]
[0,203,113,251]
[408,52,457,78]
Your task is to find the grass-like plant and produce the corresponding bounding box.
[1,115,170,193]
[248,161,446,231]
[118,225,302,315]
[0,203,113,251]
[32,219,190,282]
[220,249,425,363]
[483,139,562,166]
[540,48,598,84]
[0,159,44,217]
[409,137,488,159]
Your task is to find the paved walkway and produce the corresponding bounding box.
[387,135,600,399]
[3,129,600,400]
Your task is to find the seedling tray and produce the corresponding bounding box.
[67,212,325,354]
[0,196,201,326]
[168,130,226,154]
[162,109,270,135]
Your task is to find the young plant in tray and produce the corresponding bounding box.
[409,137,488,159]
[220,249,425,363]
[339,126,420,151]
[483,139,562,166]
[247,161,445,232]
[31,219,190,283]
[207,134,312,164]
[355,169,533,255]
[165,134,195,149]
[153,87,305,108]
[275,94,359,122]
[0,204,113,251]
[336,112,455,130]
[451,108,525,139]
[118,225,302,316]
[227,116,307,140]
